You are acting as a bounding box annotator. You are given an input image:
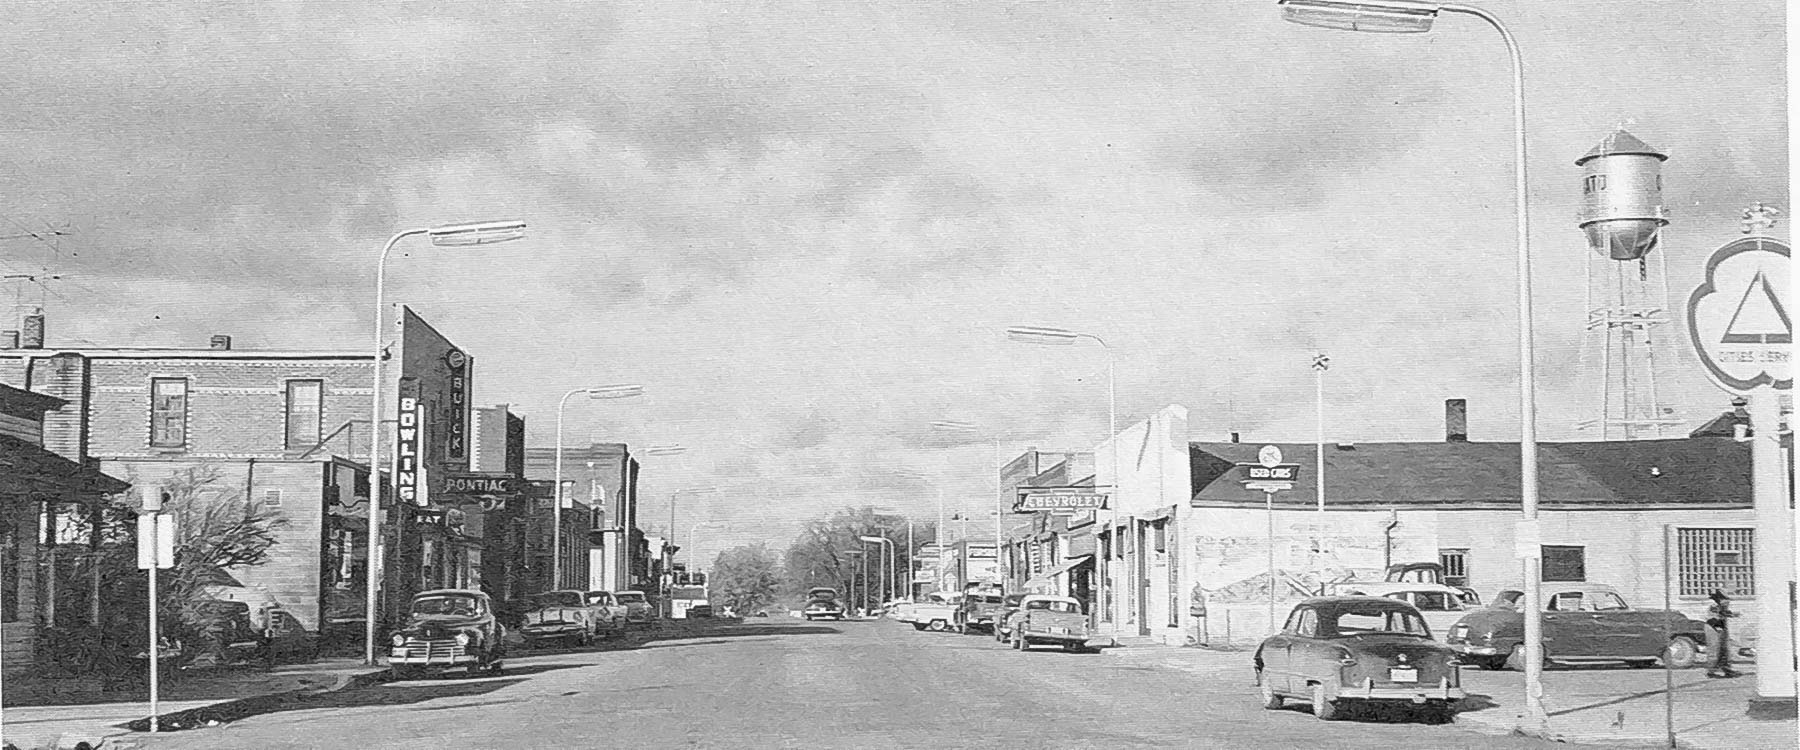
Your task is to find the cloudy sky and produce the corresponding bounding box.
[0,1,1786,564]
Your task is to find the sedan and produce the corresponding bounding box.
[1254,596,1464,723]
[1445,584,1705,670]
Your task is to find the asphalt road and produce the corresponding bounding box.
[132,618,1608,750]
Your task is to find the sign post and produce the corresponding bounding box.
[137,485,176,733]
[1684,220,1794,717]
[1239,446,1301,633]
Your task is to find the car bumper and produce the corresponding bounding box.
[521,625,584,637]
[389,653,479,666]
[1449,643,1502,656]
[1339,679,1466,702]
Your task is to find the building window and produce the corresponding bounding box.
[1153,521,1168,554]
[285,380,323,450]
[1,518,18,622]
[1439,549,1469,588]
[1677,528,1754,597]
[1541,545,1586,582]
[150,378,188,448]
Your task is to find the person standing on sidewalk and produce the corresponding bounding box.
[1704,590,1742,678]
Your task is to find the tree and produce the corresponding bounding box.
[709,543,782,616]
[783,507,930,612]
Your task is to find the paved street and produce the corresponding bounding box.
[125,619,1602,750]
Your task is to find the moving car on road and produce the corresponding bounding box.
[1007,595,1102,653]
[388,589,504,679]
[803,587,845,621]
[1445,583,1705,671]
[1254,596,1463,723]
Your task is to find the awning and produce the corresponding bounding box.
[1024,555,1094,587]
[0,434,129,498]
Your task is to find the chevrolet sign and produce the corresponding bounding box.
[1015,490,1109,512]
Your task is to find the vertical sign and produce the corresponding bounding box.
[396,378,424,506]
[444,349,471,465]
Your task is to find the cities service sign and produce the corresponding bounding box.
[1686,236,1791,393]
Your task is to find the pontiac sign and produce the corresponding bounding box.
[443,473,518,497]
[1015,487,1109,513]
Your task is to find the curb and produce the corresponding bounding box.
[120,668,387,734]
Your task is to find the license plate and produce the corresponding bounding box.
[1451,625,1468,639]
[1389,668,1418,683]
[1049,626,1069,635]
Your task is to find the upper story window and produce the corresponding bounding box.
[285,380,323,450]
[150,378,188,448]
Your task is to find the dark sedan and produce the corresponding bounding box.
[1254,596,1464,723]
[389,589,505,679]
[1445,584,1705,670]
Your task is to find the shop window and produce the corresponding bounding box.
[285,380,323,450]
[1438,548,1469,588]
[1677,528,1754,597]
[1540,545,1586,582]
[150,378,188,448]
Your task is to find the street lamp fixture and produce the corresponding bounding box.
[365,218,527,665]
[1005,326,1081,345]
[554,384,645,591]
[1278,0,1439,33]
[1276,0,1545,729]
[859,535,895,606]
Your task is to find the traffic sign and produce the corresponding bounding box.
[1686,236,1791,393]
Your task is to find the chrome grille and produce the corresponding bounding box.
[400,637,466,660]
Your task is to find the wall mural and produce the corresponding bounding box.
[1192,517,1436,605]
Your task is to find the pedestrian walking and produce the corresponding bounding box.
[1704,590,1741,678]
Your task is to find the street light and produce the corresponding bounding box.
[931,420,1008,588]
[894,468,947,595]
[1277,0,1544,728]
[860,536,895,606]
[365,218,526,665]
[842,548,865,617]
[871,507,915,602]
[1008,325,1117,627]
[553,385,645,590]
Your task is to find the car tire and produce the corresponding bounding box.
[487,660,504,676]
[928,619,948,632]
[1664,636,1701,669]
[1258,673,1283,710]
[1311,684,1341,721]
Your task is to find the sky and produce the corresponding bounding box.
[0,1,1787,566]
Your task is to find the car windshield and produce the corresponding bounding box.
[412,595,480,616]
[1402,592,1463,612]
[1324,606,1429,638]
[615,593,645,603]
[1026,600,1080,613]
[537,592,583,607]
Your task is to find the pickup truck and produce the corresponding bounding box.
[1006,595,1104,653]
[953,588,1007,635]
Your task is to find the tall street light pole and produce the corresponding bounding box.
[861,536,895,606]
[1277,0,1544,728]
[1008,326,1116,626]
[1313,354,1330,512]
[553,384,644,590]
[365,219,526,666]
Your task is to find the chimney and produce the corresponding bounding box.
[209,335,233,350]
[1445,399,1469,442]
[1229,432,1241,443]
[21,310,44,349]
[1,330,16,349]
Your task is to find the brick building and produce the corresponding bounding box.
[0,306,493,637]
[523,443,643,592]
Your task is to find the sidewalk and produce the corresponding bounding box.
[2,658,382,750]
[1110,643,1798,750]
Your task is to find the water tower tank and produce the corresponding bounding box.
[1576,129,1668,260]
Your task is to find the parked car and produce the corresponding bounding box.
[1334,583,1475,640]
[1254,596,1464,723]
[908,593,960,632]
[613,591,657,628]
[1381,562,1481,605]
[388,589,504,679]
[954,587,1007,635]
[991,594,1027,643]
[520,590,610,648]
[1445,584,1705,671]
[1007,595,1102,653]
[584,591,631,636]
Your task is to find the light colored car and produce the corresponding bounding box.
[612,590,657,627]
[907,593,960,632]
[1006,595,1103,652]
[584,591,631,636]
[1334,582,1476,640]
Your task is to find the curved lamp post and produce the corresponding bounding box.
[1008,325,1117,626]
[1276,0,1543,727]
[859,535,895,606]
[366,219,526,665]
[553,384,644,590]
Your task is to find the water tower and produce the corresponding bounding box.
[1577,129,1683,438]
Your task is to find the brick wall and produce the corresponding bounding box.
[75,358,370,458]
